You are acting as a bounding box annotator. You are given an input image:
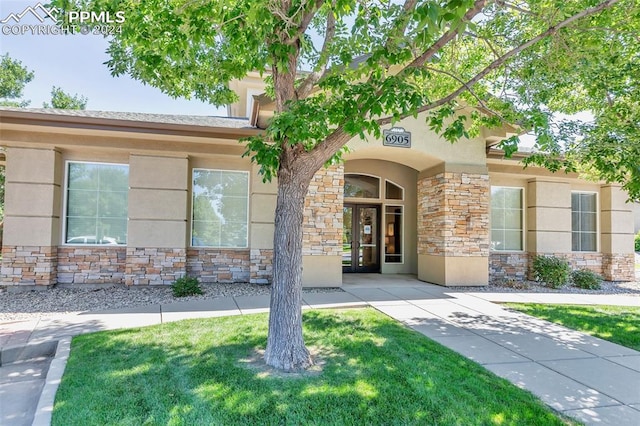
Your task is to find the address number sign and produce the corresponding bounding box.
[383,127,411,148]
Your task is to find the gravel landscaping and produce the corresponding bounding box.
[1,259,638,323]
[0,283,343,323]
[451,279,640,295]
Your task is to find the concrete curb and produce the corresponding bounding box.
[0,340,58,366]
[32,337,71,426]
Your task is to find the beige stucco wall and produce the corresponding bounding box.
[419,254,488,286]
[526,179,572,253]
[3,147,62,246]
[227,72,268,118]
[128,155,189,248]
[600,185,634,254]
[346,112,488,171]
[250,164,276,249]
[302,255,342,287]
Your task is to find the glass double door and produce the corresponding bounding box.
[343,204,380,273]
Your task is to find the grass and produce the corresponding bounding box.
[52,308,575,425]
[505,304,640,351]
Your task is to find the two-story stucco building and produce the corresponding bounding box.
[0,76,635,290]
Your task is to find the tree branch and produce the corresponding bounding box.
[386,0,418,48]
[377,0,622,126]
[305,127,352,171]
[464,31,502,60]
[284,0,326,45]
[402,0,488,70]
[296,3,336,99]
[422,66,498,114]
[494,0,535,15]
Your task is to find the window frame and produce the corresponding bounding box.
[571,190,599,252]
[384,179,404,201]
[190,168,250,249]
[344,173,382,200]
[383,204,404,264]
[490,186,525,252]
[62,160,130,246]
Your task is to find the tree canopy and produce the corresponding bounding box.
[0,54,34,107]
[56,0,640,199]
[52,0,640,370]
[43,86,88,109]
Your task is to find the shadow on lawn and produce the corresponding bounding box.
[52,310,571,426]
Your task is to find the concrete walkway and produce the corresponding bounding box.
[1,278,639,425]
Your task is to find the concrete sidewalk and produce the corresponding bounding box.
[1,281,639,425]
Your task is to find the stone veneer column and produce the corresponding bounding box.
[126,155,188,285]
[247,164,344,287]
[417,164,490,286]
[301,164,344,287]
[1,147,62,289]
[600,185,634,281]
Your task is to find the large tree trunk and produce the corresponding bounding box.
[263,154,315,371]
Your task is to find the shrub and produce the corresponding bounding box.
[171,276,203,297]
[635,231,640,252]
[571,269,602,290]
[532,256,570,289]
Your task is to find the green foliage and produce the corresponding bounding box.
[0,54,34,107]
[50,0,640,191]
[171,276,203,297]
[52,309,571,425]
[635,232,640,252]
[532,256,571,289]
[506,304,640,351]
[43,86,88,110]
[570,269,602,290]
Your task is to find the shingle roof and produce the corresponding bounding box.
[0,107,253,129]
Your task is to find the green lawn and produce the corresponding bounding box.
[505,304,640,351]
[52,308,575,425]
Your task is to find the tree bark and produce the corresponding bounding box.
[263,149,315,371]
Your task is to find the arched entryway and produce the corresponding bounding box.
[342,160,418,275]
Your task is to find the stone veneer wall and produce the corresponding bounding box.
[602,253,635,281]
[57,247,126,284]
[489,252,634,283]
[527,252,603,281]
[250,249,273,284]
[418,172,490,256]
[302,164,344,256]
[126,248,187,286]
[186,248,250,283]
[1,246,57,287]
[489,252,529,282]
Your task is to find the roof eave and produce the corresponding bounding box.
[0,109,261,140]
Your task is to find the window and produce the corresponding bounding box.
[385,180,404,200]
[192,169,249,248]
[65,162,129,245]
[490,187,523,251]
[572,192,597,252]
[344,174,380,198]
[385,206,403,263]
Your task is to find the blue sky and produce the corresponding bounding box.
[0,0,227,116]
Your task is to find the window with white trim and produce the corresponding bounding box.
[490,187,523,251]
[384,205,403,263]
[571,192,597,252]
[385,180,404,200]
[192,169,249,248]
[65,162,129,245]
[344,174,380,198]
